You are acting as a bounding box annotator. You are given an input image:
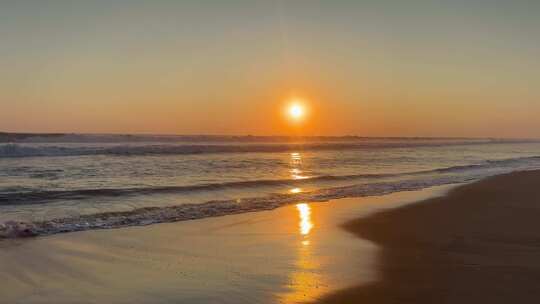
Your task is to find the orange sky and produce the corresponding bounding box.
[1,1,539,138]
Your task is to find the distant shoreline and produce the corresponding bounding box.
[317,170,540,303]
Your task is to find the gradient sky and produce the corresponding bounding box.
[1,0,539,137]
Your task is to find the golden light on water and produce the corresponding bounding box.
[289,152,309,180]
[290,187,302,194]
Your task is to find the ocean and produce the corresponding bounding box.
[1,134,540,237]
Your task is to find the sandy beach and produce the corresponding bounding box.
[318,170,540,303]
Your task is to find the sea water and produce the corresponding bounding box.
[1,134,539,237]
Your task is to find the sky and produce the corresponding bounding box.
[1,0,539,137]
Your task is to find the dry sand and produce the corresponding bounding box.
[317,170,540,303]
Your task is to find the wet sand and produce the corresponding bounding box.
[0,186,449,304]
[318,170,540,303]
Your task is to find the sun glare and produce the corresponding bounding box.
[289,104,304,119]
[286,100,307,122]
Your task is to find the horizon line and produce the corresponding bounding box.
[1,131,539,141]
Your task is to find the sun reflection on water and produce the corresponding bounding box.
[289,152,309,180]
[290,187,302,194]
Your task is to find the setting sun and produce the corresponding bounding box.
[289,104,304,119]
[286,100,307,122]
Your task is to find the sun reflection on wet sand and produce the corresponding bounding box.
[296,203,313,236]
[280,202,327,303]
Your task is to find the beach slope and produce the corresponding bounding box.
[318,170,540,303]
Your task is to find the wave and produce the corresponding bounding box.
[430,156,540,173]
[2,155,539,206]
[0,173,392,205]
[1,139,537,158]
[0,175,475,238]
[2,153,540,238]
[1,133,526,144]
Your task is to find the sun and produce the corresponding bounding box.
[289,104,304,119]
[287,101,306,121]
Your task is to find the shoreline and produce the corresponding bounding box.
[0,184,451,303]
[4,169,540,303]
[317,170,540,303]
